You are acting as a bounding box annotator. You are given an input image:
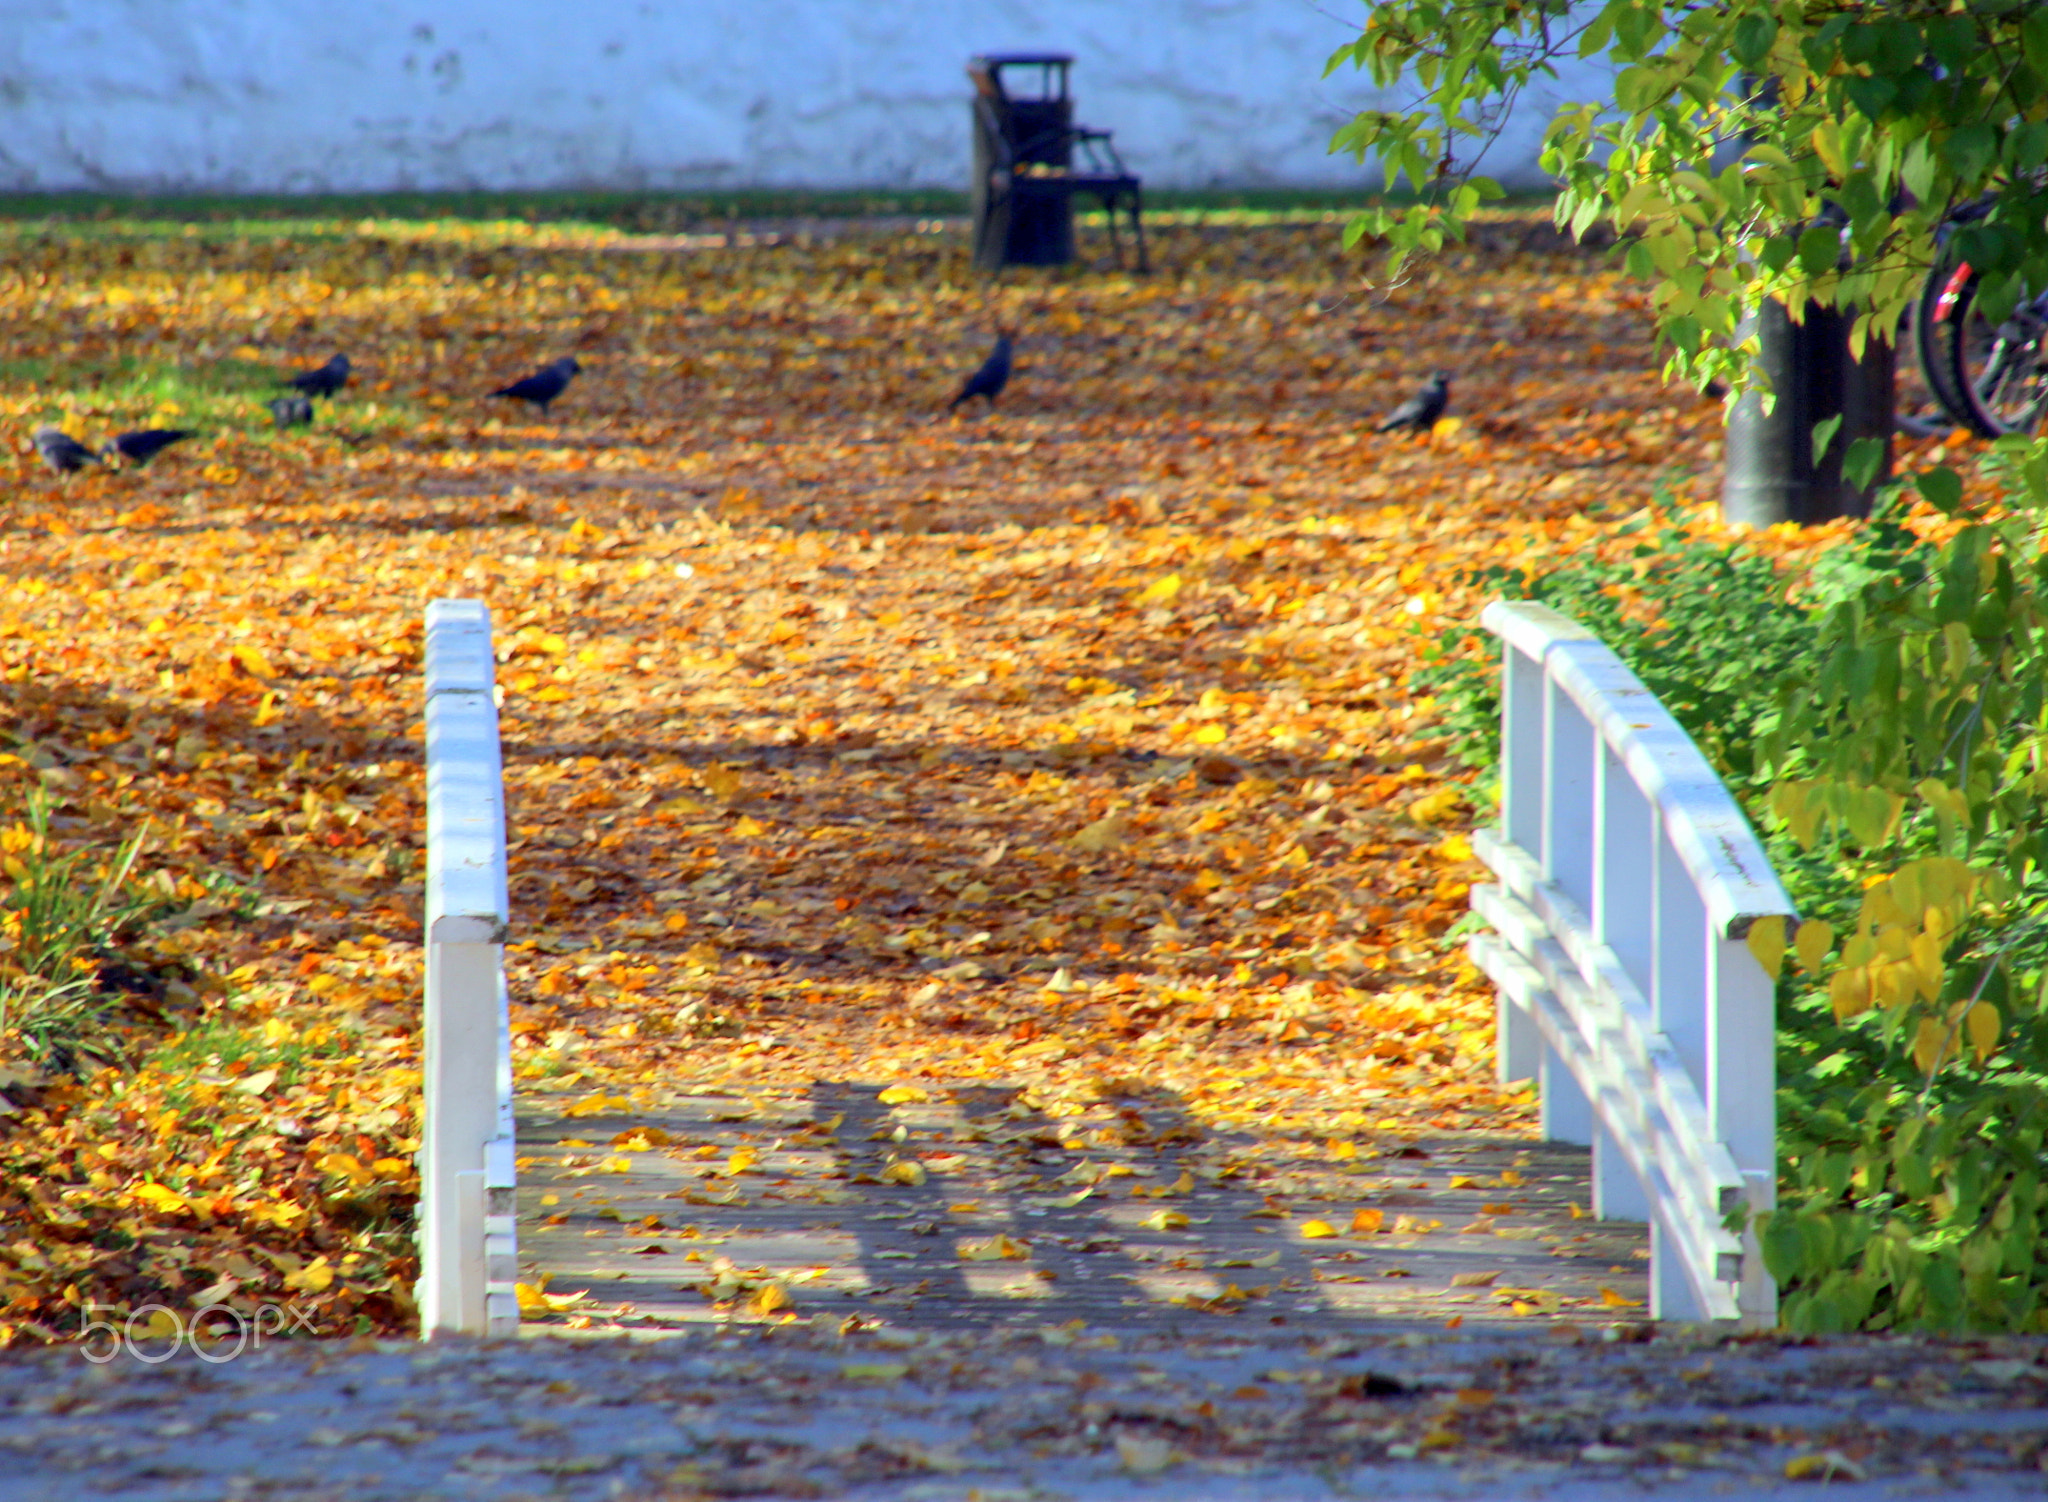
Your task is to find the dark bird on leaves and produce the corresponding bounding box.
[1375,371,1452,433]
[269,395,314,430]
[103,429,195,466]
[285,354,351,399]
[948,333,1013,411]
[33,426,100,474]
[490,356,581,414]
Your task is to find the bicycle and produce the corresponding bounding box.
[1912,200,2048,438]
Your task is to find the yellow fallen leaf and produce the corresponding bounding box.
[1070,812,1128,852]
[877,1085,929,1105]
[746,1282,792,1316]
[131,1182,190,1215]
[232,1067,279,1096]
[561,1092,631,1119]
[515,1282,591,1314]
[1328,1139,1358,1161]
[610,1127,672,1149]
[283,1256,334,1294]
[1299,1219,1339,1239]
[1138,1209,1190,1232]
[1598,1286,1644,1308]
[1134,572,1183,606]
[958,1235,1032,1261]
[840,1362,911,1381]
[723,1148,759,1176]
[1350,1208,1385,1235]
[1785,1451,1866,1482]
[1407,787,1466,826]
[880,1161,928,1187]
[1448,1175,1481,1189]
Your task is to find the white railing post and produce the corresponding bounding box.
[1495,640,1546,1087]
[419,599,517,1339]
[1469,600,1793,1328]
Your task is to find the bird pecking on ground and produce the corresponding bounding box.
[1375,371,1452,434]
[103,429,195,466]
[948,332,1013,412]
[286,354,352,399]
[269,395,314,430]
[33,425,101,474]
[490,357,581,415]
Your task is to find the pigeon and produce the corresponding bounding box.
[1375,371,1452,433]
[269,395,314,430]
[490,357,581,414]
[286,354,351,399]
[103,429,195,466]
[33,425,101,474]
[948,333,1013,411]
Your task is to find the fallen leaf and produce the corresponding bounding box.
[1115,1433,1180,1474]
[1785,1451,1866,1482]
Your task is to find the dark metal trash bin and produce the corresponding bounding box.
[968,53,1146,273]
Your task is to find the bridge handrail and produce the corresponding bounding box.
[418,598,517,1337]
[1468,600,1794,1326]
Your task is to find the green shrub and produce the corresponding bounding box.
[1429,484,2048,1333]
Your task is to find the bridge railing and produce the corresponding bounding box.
[418,599,518,1337]
[1466,600,1793,1326]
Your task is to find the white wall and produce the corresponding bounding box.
[0,1,1611,194]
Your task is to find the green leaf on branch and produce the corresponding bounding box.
[1843,436,1886,492]
[1811,414,1844,464]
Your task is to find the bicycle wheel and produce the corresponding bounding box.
[1913,252,1976,429]
[1943,271,2048,437]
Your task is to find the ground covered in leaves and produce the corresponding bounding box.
[0,206,1897,1352]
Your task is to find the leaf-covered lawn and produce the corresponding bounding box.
[0,210,1729,1343]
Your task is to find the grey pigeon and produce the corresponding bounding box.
[104,429,195,466]
[269,396,314,430]
[948,333,1013,411]
[1375,371,1451,433]
[286,354,351,399]
[490,356,581,414]
[33,426,100,474]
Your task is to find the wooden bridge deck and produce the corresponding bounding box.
[514,1079,1648,1337]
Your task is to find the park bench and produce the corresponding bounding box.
[969,53,1147,273]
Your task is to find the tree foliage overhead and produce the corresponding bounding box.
[1329,0,2048,389]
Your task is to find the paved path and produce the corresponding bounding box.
[3,1321,2045,1499]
